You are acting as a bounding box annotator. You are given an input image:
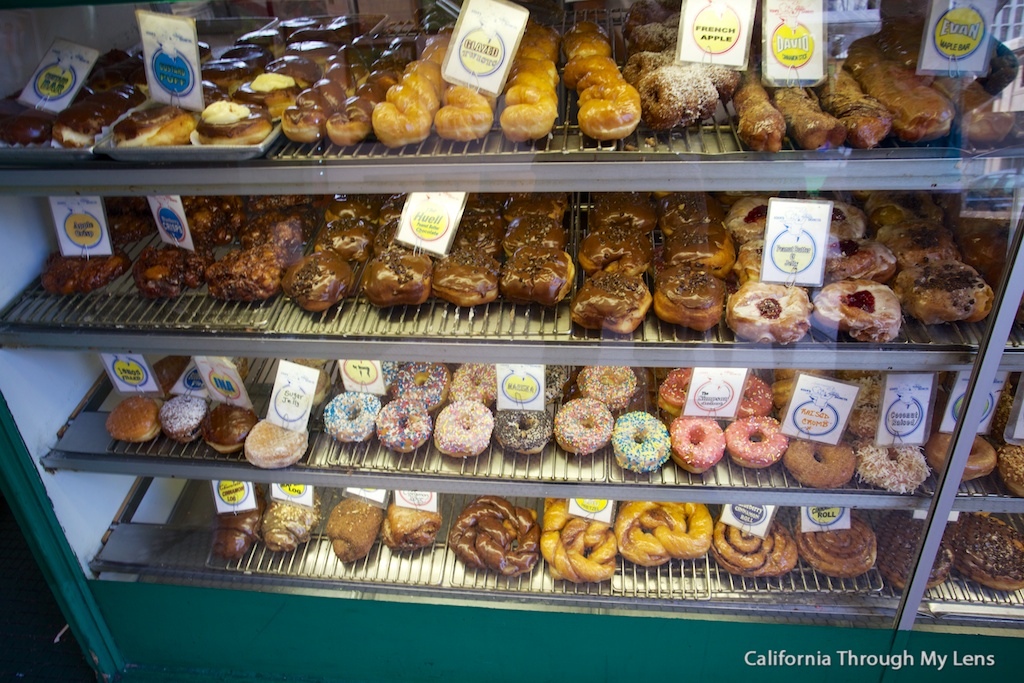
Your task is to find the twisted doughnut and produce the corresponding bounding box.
[795,514,877,579]
[448,495,540,577]
[435,86,494,141]
[614,501,713,566]
[541,498,618,583]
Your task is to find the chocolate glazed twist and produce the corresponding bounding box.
[796,515,877,579]
[710,520,798,577]
[448,495,540,577]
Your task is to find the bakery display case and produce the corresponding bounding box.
[2,1,1024,681]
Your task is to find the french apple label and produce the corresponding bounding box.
[212,480,257,514]
[496,363,545,411]
[912,508,960,523]
[394,490,439,513]
[136,9,204,111]
[18,39,99,113]
[876,373,935,446]
[682,367,749,419]
[780,374,859,445]
[760,198,830,286]
[270,483,315,508]
[147,196,195,251]
[918,0,996,76]
[50,196,112,257]
[101,353,159,393]
[799,506,851,533]
[266,360,320,432]
[676,0,756,69]
[567,498,615,524]
[170,358,208,399]
[440,0,529,97]
[940,370,1008,434]
[194,356,252,409]
[344,487,389,509]
[762,0,826,86]
[720,503,777,539]
[339,359,387,396]
[395,192,466,257]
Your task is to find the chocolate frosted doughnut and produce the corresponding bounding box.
[448,495,540,577]
[493,410,553,455]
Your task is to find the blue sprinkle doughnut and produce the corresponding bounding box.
[612,411,671,473]
[323,392,381,443]
[394,362,450,411]
[382,361,400,391]
[376,398,432,453]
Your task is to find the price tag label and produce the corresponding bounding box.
[720,504,777,539]
[170,359,208,398]
[780,374,859,445]
[18,39,99,113]
[270,483,315,508]
[682,367,749,419]
[267,360,320,432]
[50,197,112,257]
[395,192,467,257]
[345,487,389,508]
[339,360,387,396]
[496,364,546,411]
[147,196,195,251]
[875,373,935,446]
[136,10,204,111]
[940,370,1008,434]
[194,356,253,409]
[917,0,996,76]
[762,0,826,86]
[441,0,529,97]
[101,353,160,393]
[212,480,257,514]
[394,490,439,513]
[913,508,960,523]
[799,506,851,533]
[759,198,830,286]
[676,0,756,69]
[567,498,615,524]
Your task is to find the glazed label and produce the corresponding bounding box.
[344,487,389,508]
[18,39,99,113]
[170,359,209,399]
[780,374,859,445]
[137,10,204,111]
[940,370,1007,434]
[762,0,825,86]
[266,360,321,431]
[212,480,257,514]
[720,503,777,538]
[270,483,315,507]
[395,490,439,513]
[876,373,935,446]
[147,196,195,251]
[799,506,851,533]
[496,363,545,411]
[568,498,615,524]
[683,367,748,419]
[760,198,830,286]
[676,0,756,69]
[194,356,252,409]
[396,192,466,257]
[339,360,387,395]
[441,0,529,96]
[918,0,996,75]
[101,353,159,393]
[50,196,112,257]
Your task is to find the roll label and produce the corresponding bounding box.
[780,374,859,445]
[760,198,830,286]
[762,0,825,86]
[339,360,387,395]
[270,483,315,508]
[147,196,195,251]
[720,503,777,539]
[194,356,252,409]
[136,9,204,111]
[441,0,529,97]
[101,353,159,393]
[876,373,935,446]
[496,364,545,411]
[18,39,98,112]
[683,367,748,419]
[940,370,1007,434]
[212,480,257,513]
[800,506,851,532]
[395,490,439,513]
[267,360,320,432]
[568,498,615,524]
[919,0,996,75]
[396,192,466,257]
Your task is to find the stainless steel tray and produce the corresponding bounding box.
[94,122,282,162]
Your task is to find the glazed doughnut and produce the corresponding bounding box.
[578,224,652,277]
[201,404,258,454]
[614,501,713,566]
[661,223,736,279]
[448,495,540,577]
[657,368,693,418]
[782,439,857,488]
[432,249,500,307]
[243,420,309,469]
[371,74,437,148]
[434,400,494,457]
[106,396,162,442]
[612,411,672,473]
[854,443,930,493]
[393,362,450,412]
[450,363,497,406]
[541,498,618,583]
[653,265,725,332]
[725,416,788,468]
[578,366,638,412]
[563,55,618,91]
[554,398,614,456]
[726,282,812,345]
[499,84,558,142]
[997,444,1024,497]
[824,238,897,284]
[811,279,902,343]
[570,271,652,335]
[796,514,877,579]
[577,81,642,140]
[434,85,494,141]
[494,410,553,455]
[158,395,208,443]
[737,376,775,418]
[375,398,432,453]
[710,520,799,578]
[828,201,868,240]
[892,260,994,325]
[323,392,381,443]
[361,247,433,308]
[669,417,726,474]
[498,246,575,307]
[723,196,771,246]
[924,432,997,482]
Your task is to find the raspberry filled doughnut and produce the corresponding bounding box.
[782,439,856,488]
[669,417,726,474]
[393,362,450,412]
[824,238,897,284]
[612,411,671,473]
[375,398,432,453]
[554,398,614,455]
[578,366,637,412]
[724,196,772,245]
[726,282,812,344]
[433,400,494,458]
[812,279,902,343]
[725,416,788,468]
[323,392,381,443]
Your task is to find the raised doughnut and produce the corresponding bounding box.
[577,365,637,412]
[854,443,930,493]
[669,416,726,474]
[782,439,856,488]
[323,392,381,443]
[393,362,450,412]
[812,279,902,343]
[726,281,812,345]
[657,368,692,418]
[824,238,897,284]
[554,398,614,456]
[725,416,788,468]
[494,410,553,455]
[612,411,672,473]
[924,432,997,482]
[737,376,774,418]
[434,400,494,457]
[158,395,208,443]
[450,363,497,406]
[375,398,432,453]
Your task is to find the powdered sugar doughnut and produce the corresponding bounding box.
[855,443,930,493]
[159,395,208,443]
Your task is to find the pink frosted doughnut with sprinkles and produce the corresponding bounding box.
[323,392,381,443]
[612,411,671,474]
[450,363,497,406]
[434,400,494,457]
[725,416,787,468]
[669,416,725,474]
[376,398,432,453]
[554,397,614,456]
[394,362,450,412]
[578,365,637,412]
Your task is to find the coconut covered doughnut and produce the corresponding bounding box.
[811,279,902,343]
[726,282,812,344]
[614,501,713,566]
[448,495,540,577]
[893,260,994,325]
[782,439,857,488]
[855,442,930,493]
[795,514,877,579]
[541,498,618,583]
[710,520,798,577]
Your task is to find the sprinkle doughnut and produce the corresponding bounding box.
[434,400,494,457]
[394,362,450,412]
[554,398,614,455]
[854,443,930,493]
[545,365,570,405]
[724,416,788,468]
[450,363,497,406]
[612,411,672,473]
[782,438,856,488]
[375,398,432,453]
[657,368,692,418]
[323,392,381,443]
[669,416,725,474]
[736,375,774,418]
[578,365,637,412]
[494,410,553,455]
[381,361,400,391]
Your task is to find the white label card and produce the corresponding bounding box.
[50,196,112,257]
[345,487,389,508]
[212,480,258,514]
[762,0,826,86]
[676,0,756,69]
[940,370,1008,434]
[136,10,205,111]
[18,39,99,113]
[913,508,960,523]
[441,0,529,97]
[395,192,467,257]
[394,490,439,513]
[682,367,749,419]
[170,359,208,398]
[147,196,195,251]
[780,374,860,445]
[876,373,935,446]
[918,0,997,76]
[720,504,778,539]
[799,506,851,533]
[194,356,253,409]
[267,360,320,432]
[339,360,388,395]
[567,499,615,524]
[101,353,160,393]
[760,198,830,286]
[270,483,315,508]
[496,364,546,411]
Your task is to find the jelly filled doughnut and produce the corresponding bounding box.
[725,416,788,469]
[244,420,309,469]
[782,439,856,488]
[812,279,902,343]
[577,365,637,412]
[450,363,497,406]
[726,281,812,345]
[375,398,432,453]
[614,501,714,566]
[612,411,671,473]
[106,396,162,442]
[554,398,614,456]
[323,392,381,443]
[669,416,726,474]
[434,400,494,458]
[541,498,618,583]
[393,362,450,412]
[448,495,540,577]
[494,410,553,455]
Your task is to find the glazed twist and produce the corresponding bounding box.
[540,499,618,583]
[613,501,713,566]
[710,520,798,577]
[448,495,540,577]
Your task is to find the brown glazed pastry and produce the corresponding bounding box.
[590,192,657,233]
[105,196,156,247]
[733,70,786,152]
[502,214,568,257]
[362,247,433,307]
[499,246,575,306]
[432,250,500,307]
[112,104,197,147]
[183,195,245,249]
[154,355,190,398]
[158,395,208,443]
[205,245,283,301]
[314,217,376,261]
[796,514,877,579]
[875,511,954,590]
[40,251,131,295]
[324,195,382,224]
[953,513,1024,591]
[815,70,893,149]
[221,44,273,70]
[201,404,259,454]
[578,225,652,277]
[326,497,385,562]
[502,192,568,223]
[876,220,961,271]
[662,223,736,279]
[262,494,322,553]
[106,396,163,442]
[570,271,652,335]
[282,251,355,312]
[51,84,144,148]
[202,58,259,91]
[381,503,443,552]
[371,219,399,256]
[452,212,505,258]
[212,493,265,560]
[710,520,798,577]
[239,211,309,268]
[0,108,55,146]
[132,245,211,299]
[892,260,994,325]
[448,495,540,577]
[923,432,997,482]
[195,101,273,145]
[656,192,724,237]
[653,264,725,332]
[772,87,847,150]
[243,419,309,469]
